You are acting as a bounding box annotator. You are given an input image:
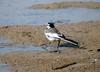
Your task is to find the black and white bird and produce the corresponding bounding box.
[44,22,79,52]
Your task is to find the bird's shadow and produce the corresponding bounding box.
[59,42,79,48]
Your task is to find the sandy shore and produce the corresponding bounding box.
[29,2,100,9]
[0,21,100,72]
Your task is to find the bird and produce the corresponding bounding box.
[44,22,79,53]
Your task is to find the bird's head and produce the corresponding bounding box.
[46,22,55,29]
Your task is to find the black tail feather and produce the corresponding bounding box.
[65,38,78,45]
[59,34,79,45]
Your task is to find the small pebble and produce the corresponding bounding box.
[88,50,93,52]
[91,59,97,63]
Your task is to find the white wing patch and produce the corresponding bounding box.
[45,33,60,41]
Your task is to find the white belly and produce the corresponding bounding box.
[45,33,60,41]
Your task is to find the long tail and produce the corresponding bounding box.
[60,34,79,45]
[64,38,78,45]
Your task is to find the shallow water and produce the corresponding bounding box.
[0,37,44,54]
[0,64,11,72]
[0,0,100,25]
[0,45,45,54]
[0,37,64,54]
[0,8,100,25]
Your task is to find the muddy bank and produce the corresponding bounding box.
[0,47,100,72]
[0,21,100,72]
[0,21,100,49]
[29,2,100,9]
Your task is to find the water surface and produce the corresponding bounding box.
[0,64,11,72]
[0,8,100,25]
[0,45,45,54]
[0,37,44,54]
[0,0,100,25]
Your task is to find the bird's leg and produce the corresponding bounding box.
[57,39,61,53]
[48,41,51,47]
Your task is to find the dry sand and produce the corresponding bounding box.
[0,21,100,72]
[29,2,100,9]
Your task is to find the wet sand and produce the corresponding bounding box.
[0,21,100,48]
[29,2,100,9]
[0,21,100,72]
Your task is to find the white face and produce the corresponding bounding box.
[46,25,50,29]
